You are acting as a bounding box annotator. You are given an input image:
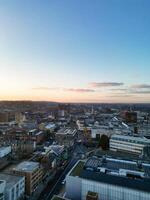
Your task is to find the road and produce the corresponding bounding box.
[38,157,78,200]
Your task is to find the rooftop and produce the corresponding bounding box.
[0,173,24,189]
[111,134,150,144]
[56,128,77,136]
[14,161,39,172]
[70,161,84,177]
[69,157,150,193]
[51,195,70,200]
[0,146,11,151]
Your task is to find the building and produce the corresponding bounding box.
[0,180,6,200]
[0,112,15,123]
[122,111,137,123]
[12,161,43,196]
[110,134,150,154]
[15,112,26,124]
[44,123,56,132]
[28,129,44,144]
[66,157,150,200]
[51,195,71,200]
[76,120,92,131]
[0,146,11,158]
[55,128,77,148]
[91,126,113,139]
[0,112,8,123]
[86,191,98,200]
[0,173,25,200]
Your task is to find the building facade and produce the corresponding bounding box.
[0,173,25,200]
[66,157,150,200]
[0,180,6,200]
[55,128,77,148]
[110,134,150,154]
[12,161,43,196]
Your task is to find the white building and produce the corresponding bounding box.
[45,123,56,132]
[0,180,6,200]
[110,134,150,154]
[66,157,150,200]
[0,173,25,200]
[0,146,11,158]
[91,126,113,138]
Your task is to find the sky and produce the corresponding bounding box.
[0,0,150,103]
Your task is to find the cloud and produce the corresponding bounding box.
[131,90,150,94]
[65,88,95,93]
[32,87,59,90]
[90,82,124,88]
[110,88,128,92]
[130,84,150,89]
[32,87,95,93]
[108,94,133,98]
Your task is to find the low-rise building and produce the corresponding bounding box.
[55,128,77,148]
[0,173,25,200]
[0,180,6,200]
[51,195,71,200]
[0,146,11,158]
[12,161,43,196]
[66,157,150,200]
[110,134,150,154]
[91,126,113,139]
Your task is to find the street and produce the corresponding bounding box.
[37,156,78,200]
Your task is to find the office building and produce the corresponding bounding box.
[66,157,150,200]
[110,134,150,154]
[0,173,25,200]
[0,180,6,200]
[12,161,43,196]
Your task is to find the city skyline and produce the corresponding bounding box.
[1,0,150,103]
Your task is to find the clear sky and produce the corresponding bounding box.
[0,0,150,103]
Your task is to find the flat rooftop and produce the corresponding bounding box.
[70,161,84,177]
[0,146,10,151]
[69,157,150,193]
[14,161,39,172]
[0,173,24,189]
[111,134,150,144]
[56,128,77,136]
[51,195,70,200]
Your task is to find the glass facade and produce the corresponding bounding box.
[81,179,150,200]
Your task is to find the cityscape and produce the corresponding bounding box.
[0,1,150,200]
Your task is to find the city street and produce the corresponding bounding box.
[37,156,79,200]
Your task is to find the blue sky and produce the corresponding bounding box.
[0,0,150,102]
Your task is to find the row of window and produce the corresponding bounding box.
[111,137,150,145]
[82,180,150,200]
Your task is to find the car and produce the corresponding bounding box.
[61,179,66,185]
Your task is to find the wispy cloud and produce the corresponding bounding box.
[108,94,133,98]
[64,88,95,93]
[131,90,150,94]
[32,86,95,93]
[90,82,124,88]
[32,87,54,90]
[130,84,150,89]
[110,88,128,92]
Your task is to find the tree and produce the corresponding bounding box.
[99,135,109,150]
